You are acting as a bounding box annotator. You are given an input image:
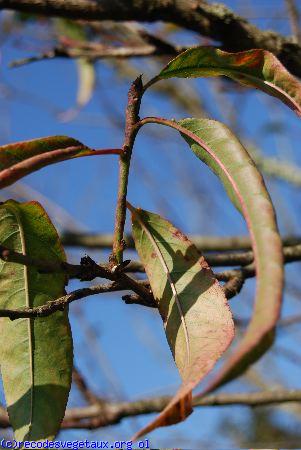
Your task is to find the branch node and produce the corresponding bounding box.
[79,255,100,281]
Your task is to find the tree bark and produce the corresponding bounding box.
[1,0,301,77]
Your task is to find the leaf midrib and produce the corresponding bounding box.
[137,214,191,370]
[12,206,34,436]
[160,66,300,113]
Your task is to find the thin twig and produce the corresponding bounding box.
[286,0,301,44]
[9,42,185,68]
[124,244,301,272]
[0,278,152,320]
[1,388,301,429]
[0,249,154,318]
[0,246,117,280]
[222,272,246,299]
[3,234,301,272]
[0,283,117,319]
[3,0,301,78]
[251,150,301,187]
[61,231,301,252]
[112,76,143,264]
[72,367,99,405]
[34,389,301,429]
[1,236,300,317]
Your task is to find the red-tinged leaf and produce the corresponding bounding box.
[155,47,301,116]
[0,136,107,188]
[128,204,234,439]
[136,115,284,435]
[173,119,283,395]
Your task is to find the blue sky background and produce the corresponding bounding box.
[1,0,301,447]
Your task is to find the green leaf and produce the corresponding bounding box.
[156,47,301,116]
[128,204,234,439]
[176,118,283,394]
[0,135,104,188]
[0,200,73,440]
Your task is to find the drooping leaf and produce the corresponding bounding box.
[0,200,73,440]
[128,204,234,439]
[54,19,95,121]
[155,47,301,116]
[59,59,96,122]
[76,58,95,110]
[0,135,105,188]
[175,118,283,394]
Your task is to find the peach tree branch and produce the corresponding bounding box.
[1,389,301,430]
[111,76,143,264]
[2,0,301,77]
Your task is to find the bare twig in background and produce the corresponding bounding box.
[123,243,301,272]
[72,305,128,402]
[60,389,301,428]
[9,40,186,68]
[2,0,301,77]
[286,0,301,44]
[61,232,301,251]
[72,367,99,405]
[250,149,301,187]
[2,389,301,430]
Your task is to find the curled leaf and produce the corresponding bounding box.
[0,200,73,440]
[176,118,283,394]
[155,47,301,116]
[0,136,106,188]
[128,204,234,439]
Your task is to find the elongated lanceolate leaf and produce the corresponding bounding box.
[156,47,301,116]
[76,58,95,110]
[55,19,95,121]
[176,119,283,396]
[0,200,73,440]
[0,135,105,188]
[59,58,95,123]
[128,205,234,439]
